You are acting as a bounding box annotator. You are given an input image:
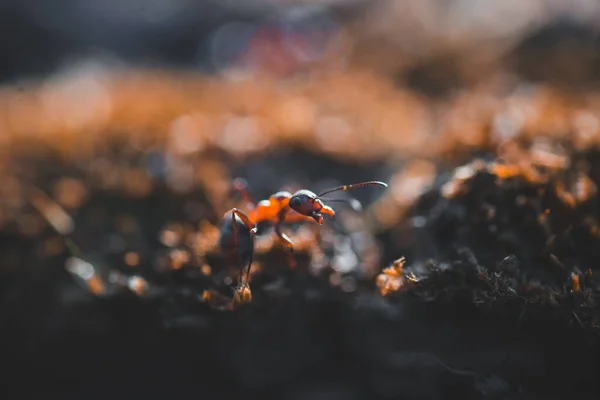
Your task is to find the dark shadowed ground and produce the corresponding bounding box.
[2,144,600,399]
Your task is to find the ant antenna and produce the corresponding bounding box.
[317,181,388,198]
[319,198,363,212]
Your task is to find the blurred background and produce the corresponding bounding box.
[2,0,600,161]
[2,0,600,398]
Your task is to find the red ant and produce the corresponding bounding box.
[216,178,388,303]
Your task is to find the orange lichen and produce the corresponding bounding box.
[529,146,569,171]
[376,257,407,296]
[167,249,191,270]
[87,275,106,296]
[127,276,148,296]
[490,162,521,180]
[124,252,140,267]
[555,182,578,208]
[28,188,75,235]
[371,160,436,230]
[53,178,87,209]
[571,273,581,294]
[200,264,212,276]
[191,221,220,256]
[441,160,486,199]
[160,223,185,247]
[572,173,597,205]
[65,257,106,296]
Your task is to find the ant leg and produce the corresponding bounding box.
[274,222,295,252]
[274,216,296,269]
[230,208,257,281]
[231,208,257,233]
[230,210,244,281]
[244,253,254,284]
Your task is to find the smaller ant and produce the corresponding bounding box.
[205,179,388,309]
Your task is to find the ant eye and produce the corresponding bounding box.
[289,192,316,215]
[289,196,301,208]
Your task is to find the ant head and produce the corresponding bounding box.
[289,181,388,224]
[289,189,324,222]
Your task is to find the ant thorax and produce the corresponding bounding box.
[253,191,293,223]
[271,191,292,201]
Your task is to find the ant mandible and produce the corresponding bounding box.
[218,178,388,294]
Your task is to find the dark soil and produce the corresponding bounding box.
[1,142,600,400]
